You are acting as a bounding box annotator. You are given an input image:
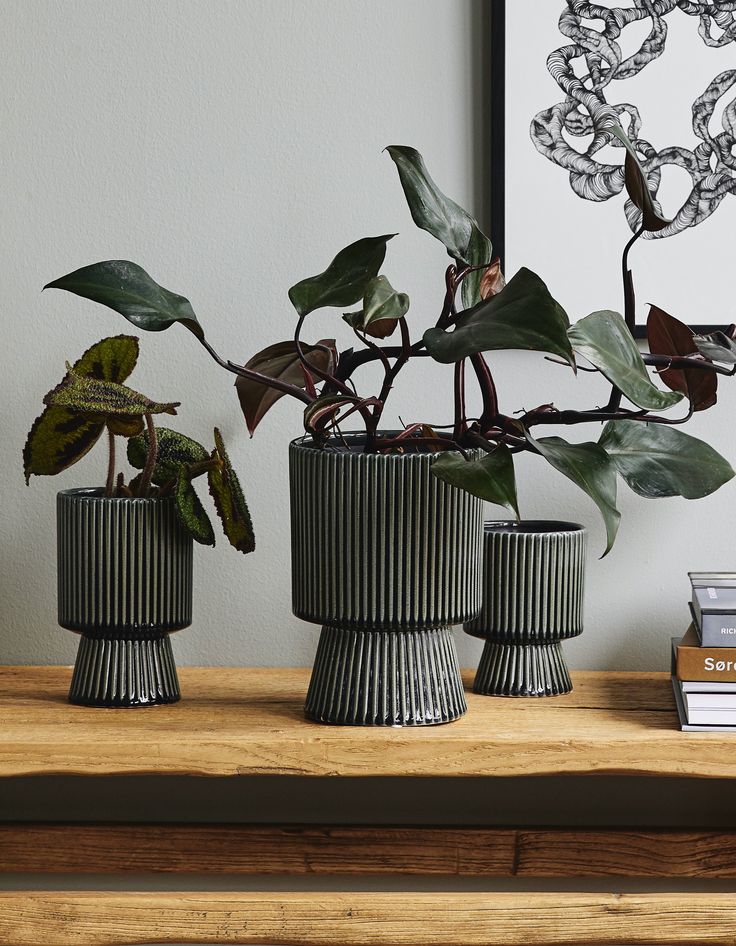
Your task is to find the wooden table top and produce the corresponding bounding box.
[0,667,726,779]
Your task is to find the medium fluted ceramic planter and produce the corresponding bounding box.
[464,521,586,697]
[58,488,193,707]
[290,436,483,726]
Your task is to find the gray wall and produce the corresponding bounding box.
[3,0,734,671]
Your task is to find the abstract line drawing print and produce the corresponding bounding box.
[531,2,736,238]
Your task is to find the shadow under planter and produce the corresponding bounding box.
[289,436,483,726]
[464,521,586,697]
[57,488,193,707]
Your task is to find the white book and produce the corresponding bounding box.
[671,677,736,732]
[685,691,736,711]
[681,681,736,693]
[687,706,736,725]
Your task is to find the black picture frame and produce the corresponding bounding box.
[489,0,723,338]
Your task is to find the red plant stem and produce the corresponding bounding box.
[377,434,470,457]
[436,266,457,329]
[521,403,695,427]
[334,342,428,382]
[470,352,499,424]
[293,314,355,399]
[606,223,645,412]
[453,359,466,440]
[138,413,158,497]
[105,427,115,498]
[643,353,736,375]
[198,336,312,405]
[364,317,415,447]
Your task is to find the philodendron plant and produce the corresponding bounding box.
[24,334,255,553]
[43,125,736,554]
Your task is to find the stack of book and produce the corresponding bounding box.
[672,572,736,731]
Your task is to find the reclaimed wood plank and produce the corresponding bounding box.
[5,824,736,877]
[0,667,725,779]
[2,891,736,946]
[0,823,515,874]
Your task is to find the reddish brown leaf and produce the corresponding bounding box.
[479,257,506,300]
[647,305,717,411]
[235,339,335,436]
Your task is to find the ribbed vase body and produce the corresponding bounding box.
[464,521,586,697]
[57,489,193,707]
[290,437,483,725]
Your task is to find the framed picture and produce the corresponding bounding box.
[491,0,736,335]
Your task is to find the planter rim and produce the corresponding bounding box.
[290,431,471,457]
[57,487,173,504]
[484,519,585,535]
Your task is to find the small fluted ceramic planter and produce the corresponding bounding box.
[464,521,586,697]
[290,435,483,726]
[57,488,193,707]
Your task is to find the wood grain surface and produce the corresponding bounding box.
[2,891,736,946]
[4,824,736,877]
[0,666,721,779]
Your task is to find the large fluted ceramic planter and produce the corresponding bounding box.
[290,436,483,726]
[57,488,193,707]
[464,521,586,697]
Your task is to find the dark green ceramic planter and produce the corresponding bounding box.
[464,521,586,697]
[290,436,483,726]
[58,489,193,707]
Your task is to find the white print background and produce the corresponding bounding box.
[506,3,736,327]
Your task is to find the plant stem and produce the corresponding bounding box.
[622,224,645,334]
[605,222,645,413]
[105,427,116,497]
[642,353,736,376]
[138,413,158,497]
[470,353,498,424]
[293,314,355,399]
[453,359,466,440]
[365,317,414,446]
[198,336,312,404]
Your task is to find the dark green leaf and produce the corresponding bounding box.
[461,223,493,310]
[45,369,179,418]
[288,236,395,318]
[362,275,409,331]
[386,145,477,264]
[23,408,103,483]
[235,339,335,436]
[208,428,255,554]
[128,427,209,486]
[343,276,409,339]
[609,125,671,233]
[568,310,682,411]
[44,261,204,340]
[106,416,144,437]
[174,470,215,546]
[23,336,139,482]
[529,432,620,556]
[647,305,716,411]
[693,330,736,364]
[431,445,519,517]
[599,420,734,499]
[74,334,140,382]
[424,267,575,367]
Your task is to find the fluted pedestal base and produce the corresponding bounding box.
[69,635,181,707]
[473,640,573,697]
[305,625,466,726]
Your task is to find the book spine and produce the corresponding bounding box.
[677,645,736,682]
[697,613,736,646]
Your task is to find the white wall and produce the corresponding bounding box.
[3,0,734,672]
